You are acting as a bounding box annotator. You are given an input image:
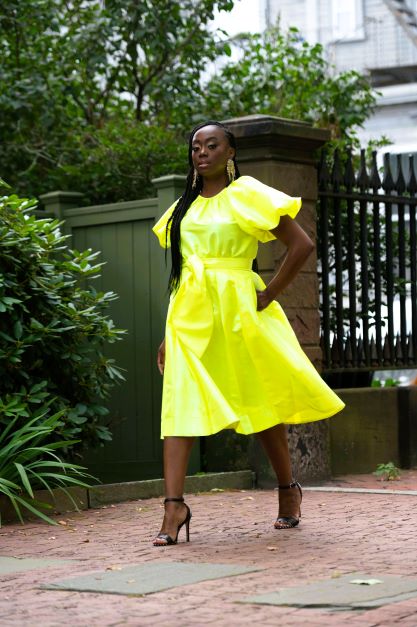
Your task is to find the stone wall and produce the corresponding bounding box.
[330,386,417,475]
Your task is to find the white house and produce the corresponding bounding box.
[259,0,417,154]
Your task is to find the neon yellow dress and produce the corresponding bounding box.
[153,175,345,438]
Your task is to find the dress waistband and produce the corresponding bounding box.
[171,255,253,358]
[184,256,253,272]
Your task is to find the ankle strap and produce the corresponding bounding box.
[278,481,298,490]
[164,497,184,503]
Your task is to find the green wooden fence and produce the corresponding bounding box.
[38,175,200,483]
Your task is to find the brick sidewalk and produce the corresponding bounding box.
[1,473,417,626]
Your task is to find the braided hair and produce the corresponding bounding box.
[166,120,241,294]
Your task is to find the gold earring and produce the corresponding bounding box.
[226,159,235,183]
[192,168,198,189]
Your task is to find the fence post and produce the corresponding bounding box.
[224,114,332,484]
[39,191,85,218]
[152,175,186,219]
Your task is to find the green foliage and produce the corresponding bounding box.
[203,26,377,144]
[0,407,95,525]
[371,378,400,388]
[0,189,127,455]
[59,120,188,205]
[0,0,234,201]
[0,3,378,203]
[373,462,401,481]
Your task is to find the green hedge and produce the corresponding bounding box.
[0,183,126,451]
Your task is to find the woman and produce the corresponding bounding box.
[152,121,344,546]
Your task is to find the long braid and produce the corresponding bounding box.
[165,169,202,292]
[166,121,241,294]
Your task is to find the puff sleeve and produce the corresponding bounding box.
[230,176,302,243]
[152,200,177,248]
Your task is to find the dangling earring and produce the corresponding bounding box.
[192,168,198,189]
[226,158,235,183]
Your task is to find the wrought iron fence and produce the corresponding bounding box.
[317,149,417,373]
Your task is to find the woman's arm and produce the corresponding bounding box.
[257,215,314,311]
[157,338,166,374]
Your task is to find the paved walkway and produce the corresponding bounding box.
[1,471,417,626]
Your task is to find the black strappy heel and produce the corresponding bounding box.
[274,480,302,529]
[153,497,192,546]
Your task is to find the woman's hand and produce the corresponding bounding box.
[256,288,273,311]
[157,338,166,375]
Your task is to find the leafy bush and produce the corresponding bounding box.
[203,26,378,146]
[0,0,232,202]
[0,183,127,459]
[0,2,380,204]
[373,462,401,481]
[59,120,188,205]
[0,405,94,525]
[371,378,400,388]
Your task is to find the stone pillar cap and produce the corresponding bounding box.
[223,114,330,144]
[221,114,330,165]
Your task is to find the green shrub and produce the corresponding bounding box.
[373,462,401,481]
[0,183,127,458]
[55,120,188,205]
[0,405,94,525]
[371,378,400,388]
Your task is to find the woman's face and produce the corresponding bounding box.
[191,125,235,179]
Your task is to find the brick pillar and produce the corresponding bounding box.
[225,114,332,484]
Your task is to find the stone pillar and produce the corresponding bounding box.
[225,114,331,484]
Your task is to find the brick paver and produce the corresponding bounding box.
[1,472,417,626]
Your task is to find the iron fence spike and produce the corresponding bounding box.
[370,150,382,189]
[344,334,353,365]
[318,150,331,190]
[343,150,355,190]
[331,149,343,191]
[407,154,417,194]
[331,335,340,367]
[395,155,406,194]
[382,153,395,192]
[357,148,370,190]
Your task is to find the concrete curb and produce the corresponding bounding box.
[0,471,255,524]
[89,470,256,507]
[303,486,417,495]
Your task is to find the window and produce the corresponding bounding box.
[331,0,365,41]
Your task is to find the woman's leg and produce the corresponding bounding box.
[256,423,293,484]
[256,423,301,526]
[153,436,195,544]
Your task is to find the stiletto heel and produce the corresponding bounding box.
[153,497,192,546]
[185,517,190,542]
[274,480,302,529]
